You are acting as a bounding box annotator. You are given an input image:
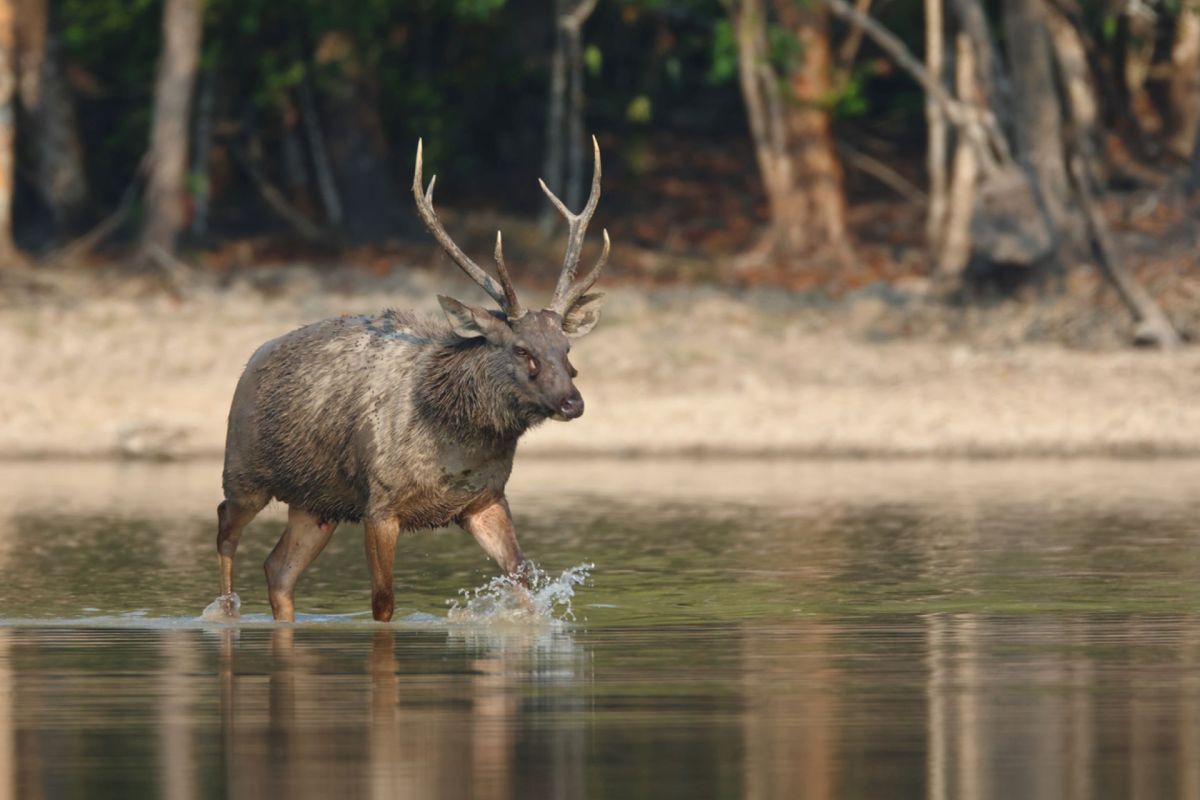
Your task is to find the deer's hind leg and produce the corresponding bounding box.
[217,493,269,605]
[264,506,337,622]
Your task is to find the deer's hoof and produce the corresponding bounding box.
[201,592,241,621]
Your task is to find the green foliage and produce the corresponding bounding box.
[585,44,604,76]
[626,94,653,123]
[1104,14,1120,42]
[58,0,161,198]
[43,0,934,225]
[708,19,737,84]
[709,15,808,82]
[185,172,209,198]
[60,0,159,48]
[834,70,869,118]
[452,0,509,21]
[766,21,803,72]
[708,6,883,121]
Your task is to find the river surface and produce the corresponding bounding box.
[0,458,1199,799]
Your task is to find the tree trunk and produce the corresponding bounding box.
[296,76,342,228]
[319,80,404,243]
[1168,0,1200,159]
[13,0,39,102]
[938,34,980,278]
[772,0,850,259]
[733,0,788,239]
[16,0,87,233]
[825,0,1009,169]
[1068,156,1181,349]
[539,0,567,234]
[949,0,1010,139]
[0,0,17,261]
[279,96,315,219]
[565,20,586,210]
[1003,0,1080,252]
[1187,115,1200,194]
[824,0,1058,282]
[308,31,404,243]
[1117,6,1165,142]
[1046,5,1102,188]
[925,0,948,256]
[141,0,203,257]
[541,0,598,229]
[188,64,215,239]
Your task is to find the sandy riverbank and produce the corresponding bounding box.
[3,265,1199,459]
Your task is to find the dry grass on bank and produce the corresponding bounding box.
[2,261,1200,460]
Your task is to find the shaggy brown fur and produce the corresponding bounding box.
[215,295,601,621]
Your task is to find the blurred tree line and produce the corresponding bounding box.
[0,0,1196,343]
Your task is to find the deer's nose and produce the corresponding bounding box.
[558,394,584,419]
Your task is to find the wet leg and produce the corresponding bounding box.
[364,518,400,622]
[458,497,533,612]
[263,506,337,622]
[458,497,525,577]
[217,495,267,607]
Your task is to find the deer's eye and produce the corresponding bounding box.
[514,347,539,377]
[567,360,578,379]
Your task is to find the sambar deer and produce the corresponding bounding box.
[215,139,608,621]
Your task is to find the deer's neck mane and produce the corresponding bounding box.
[416,338,541,445]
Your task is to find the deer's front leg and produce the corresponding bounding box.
[364,517,401,622]
[458,496,526,579]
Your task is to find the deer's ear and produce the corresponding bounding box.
[438,296,513,344]
[561,293,604,338]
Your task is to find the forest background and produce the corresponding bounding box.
[2,0,1200,459]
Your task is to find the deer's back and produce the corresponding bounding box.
[223,310,451,523]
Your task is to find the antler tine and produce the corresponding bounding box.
[493,231,525,318]
[552,229,609,315]
[540,136,603,305]
[412,139,511,311]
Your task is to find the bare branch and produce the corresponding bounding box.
[732,0,791,230]
[835,141,928,204]
[560,0,600,31]
[835,0,874,69]
[227,141,328,242]
[48,154,150,266]
[1068,155,1182,349]
[821,0,1011,169]
[938,33,981,277]
[297,76,342,226]
[925,0,948,253]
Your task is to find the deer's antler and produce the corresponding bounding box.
[540,136,609,315]
[413,140,525,319]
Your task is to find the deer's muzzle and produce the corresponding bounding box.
[555,392,584,420]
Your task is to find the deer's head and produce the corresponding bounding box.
[413,138,608,421]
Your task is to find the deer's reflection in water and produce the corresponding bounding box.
[213,625,586,800]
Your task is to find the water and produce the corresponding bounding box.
[1,459,1200,798]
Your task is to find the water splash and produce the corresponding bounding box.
[200,592,241,622]
[447,562,593,625]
